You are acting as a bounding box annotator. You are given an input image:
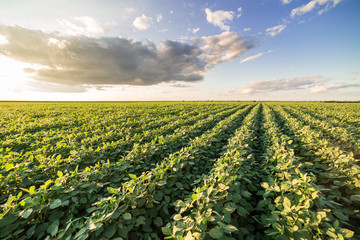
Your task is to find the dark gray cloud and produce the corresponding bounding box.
[0,25,255,91]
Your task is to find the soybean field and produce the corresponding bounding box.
[0,101,359,240]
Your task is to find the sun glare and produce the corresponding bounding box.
[0,34,8,45]
[0,55,31,90]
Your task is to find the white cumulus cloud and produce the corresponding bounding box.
[47,38,69,49]
[192,28,200,33]
[237,7,242,18]
[125,8,135,13]
[266,24,286,36]
[75,16,105,35]
[229,76,328,94]
[281,0,292,4]
[205,8,234,32]
[156,14,163,23]
[291,0,343,18]
[194,32,255,65]
[57,16,105,36]
[310,83,360,93]
[133,14,153,30]
[240,52,264,64]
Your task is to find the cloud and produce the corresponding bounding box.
[133,15,153,30]
[266,24,286,36]
[240,52,264,64]
[230,76,328,94]
[348,71,360,75]
[243,28,251,32]
[26,80,88,93]
[0,34,8,45]
[47,38,69,49]
[57,16,105,36]
[240,49,273,63]
[160,82,192,88]
[0,25,255,91]
[237,7,242,18]
[105,20,118,27]
[291,0,343,18]
[281,0,292,4]
[125,8,135,13]
[205,8,234,32]
[74,16,105,35]
[191,28,200,33]
[156,14,163,23]
[193,31,256,65]
[310,83,360,93]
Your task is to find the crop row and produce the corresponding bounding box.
[0,101,359,239]
[0,104,240,199]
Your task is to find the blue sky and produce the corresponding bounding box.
[0,0,359,100]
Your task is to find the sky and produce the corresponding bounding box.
[0,0,359,101]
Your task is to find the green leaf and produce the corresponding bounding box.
[334,211,348,221]
[261,182,269,189]
[317,211,326,220]
[339,228,354,238]
[0,215,17,228]
[105,225,116,238]
[275,235,290,240]
[5,163,14,170]
[248,184,258,191]
[89,222,101,230]
[74,228,87,239]
[162,227,171,236]
[17,191,22,199]
[154,217,163,227]
[123,213,132,220]
[50,199,62,209]
[21,208,33,219]
[304,200,310,209]
[326,230,337,238]
[26,225,36,237]
[107,187,117,194]
[129,174,137,179]
[47,222,59,237]
[136,216,146,226]
[29,186,36,195]
[57,171,63,177]
[174,200,186,207]
[218,183,228,190]
[241,191,252,198]
[184,231,193,240]
[283,197,291,210]
[86,206,97,213]
[192,194,198,200]
[173,214,182,221]
[209,228,223,239]
[350,195,360,202]
[224,225,238,233]
[154,191,164,201]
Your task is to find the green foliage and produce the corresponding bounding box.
[0,101,359,239]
